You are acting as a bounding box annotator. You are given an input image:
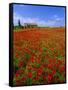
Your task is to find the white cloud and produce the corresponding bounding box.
[13,12,39,25]
[22,17,39,24]
[13,12,23,25]
[53,15,58,18]
[13,13,64,27]
[37,20,56,27]
[53,15,62,21]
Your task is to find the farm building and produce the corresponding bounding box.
[24,23,38,28]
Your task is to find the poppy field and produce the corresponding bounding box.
[13,28,66,86]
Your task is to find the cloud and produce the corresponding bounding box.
[37,20,55,27]
[53,15,62,21]
[13,12,23,25]
[13,12,39,25]
[22,17,39,24]
[53,15,58,18]
[13,13,64,27]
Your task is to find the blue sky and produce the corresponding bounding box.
[13,4,65,27]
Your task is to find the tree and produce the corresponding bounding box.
[18,20,21,27]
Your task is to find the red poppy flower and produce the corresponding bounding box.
[21,77,26,81]
[37,70,42,76]
[18,61,23,67]
[37,68,43,76]
[16,70,24,74]
[15,53,19,58]
[15,70,24,78]
[52,70,56,76]
[30,55,35,63]
[15,73,19,78]
[47,63,53,70]
[60,66,65,72]
[47,74,53,81]
[27,72,32,78]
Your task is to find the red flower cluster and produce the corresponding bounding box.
[30,54,35,63]
[18,61,23,67]
[27,72,33,78]
[13,28,65,86]
[15,70,24,78]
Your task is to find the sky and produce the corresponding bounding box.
[13,4,65,27]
